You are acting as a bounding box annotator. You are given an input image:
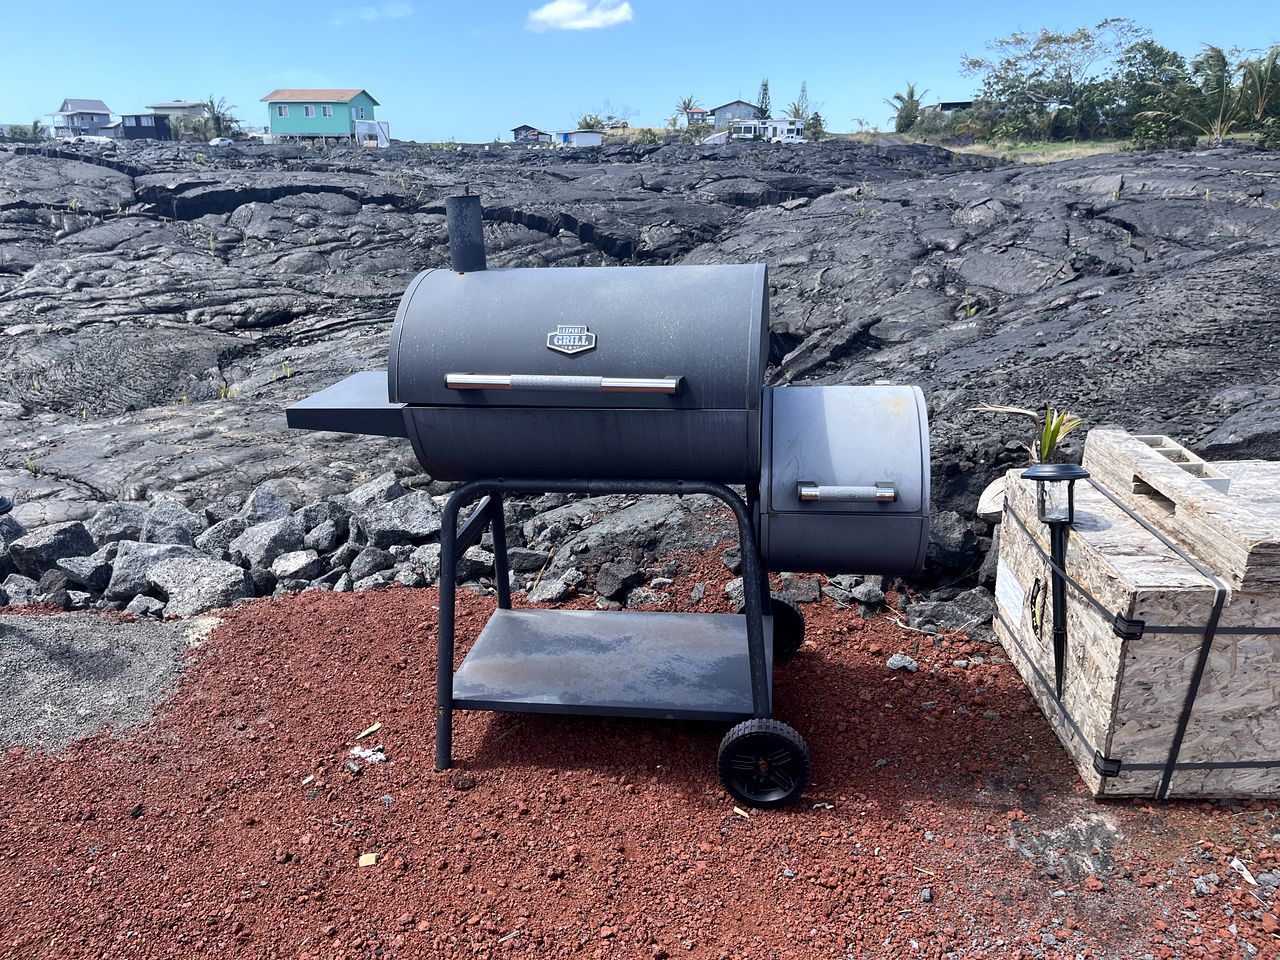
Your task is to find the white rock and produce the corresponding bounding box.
[976,475,1007,524]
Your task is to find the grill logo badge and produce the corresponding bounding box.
[546,324,597,356]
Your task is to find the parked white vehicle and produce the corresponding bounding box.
[208,137,234,147]
[772,134,808,144]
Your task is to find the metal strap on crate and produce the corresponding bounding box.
[994,607,1280,780]
[1000,480,1280,797]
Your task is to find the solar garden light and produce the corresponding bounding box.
[1021,462,1090,699]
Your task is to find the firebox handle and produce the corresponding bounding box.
[797,482,897,503]
[446,373,681,394]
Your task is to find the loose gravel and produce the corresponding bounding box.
[0,547,1277,958]
[0,612,198,751]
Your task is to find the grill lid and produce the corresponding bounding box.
[389,264,768,410]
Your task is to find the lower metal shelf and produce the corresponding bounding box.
[452,608,775,721]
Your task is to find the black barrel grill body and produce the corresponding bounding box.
[291,262,930,575]
[389,263,768,484]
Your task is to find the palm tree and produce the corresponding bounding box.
[884,83,927,133]
[202,96,240,139]
[1242,46,1280,123]
[30,118,45,140]
[1138,46,1246,145]
[676,95,701,123]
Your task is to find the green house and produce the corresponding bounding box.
[260,88,381,142]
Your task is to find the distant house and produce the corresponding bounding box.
[512,124,551,143]
[553,129,603,148]
[117,113,173,141]
[920,101,974,115]
[708,100,759,130]
[685,106,709,127]
[260,88,383,143]
[52,99,112,138]
[146,100,207,119]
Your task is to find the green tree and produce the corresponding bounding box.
[962,18,1146,140]
[5,124,31,138]
[804,112,826,140]
[1139,45,1248,144]
[197,96,240,139]
[756,78,771,120]
[1110,39,1191,136]
[680,122,711,144]
[884,82,927,132]
[789,81,810,120]
[30,118,45,139]
[577,113,606,131]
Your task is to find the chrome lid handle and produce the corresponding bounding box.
[797,482,897,504]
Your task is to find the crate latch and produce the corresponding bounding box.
[1093,751,1122,778]
[1112,614,1145,640]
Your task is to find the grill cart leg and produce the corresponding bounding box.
[435,489,466,772]
[730,492,771,721]
[490,494,511,610]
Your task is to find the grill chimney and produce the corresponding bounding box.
[445,194,486,273]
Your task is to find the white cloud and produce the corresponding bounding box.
[526,0,633,32]
[332,2,413,26]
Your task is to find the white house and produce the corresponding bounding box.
[554,129,603,148]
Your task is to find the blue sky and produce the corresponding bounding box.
[2,0,1277,140]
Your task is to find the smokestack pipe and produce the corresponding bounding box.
[444,194,486,273]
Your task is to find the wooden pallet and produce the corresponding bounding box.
[994,431,1280,798]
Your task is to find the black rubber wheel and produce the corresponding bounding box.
[738,592,805,664]
[717,718,811,809]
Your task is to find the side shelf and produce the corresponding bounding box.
[285,371,407,438]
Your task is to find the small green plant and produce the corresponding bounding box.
[961,289,979,319]
[24,457,38,477]
[973,404,1084,463]
[281,362,294,379]
[31,376,40,392]
[194,152,208,165]
[68,198,81,213]
[208,232,216,254]
[1125,230,1134,247]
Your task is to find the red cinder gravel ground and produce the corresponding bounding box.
[1,545,1278,959]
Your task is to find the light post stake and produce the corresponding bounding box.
[1021,463,1090,700]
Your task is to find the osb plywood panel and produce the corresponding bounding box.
[1083,430,1280,592]
[997,467,1280,798]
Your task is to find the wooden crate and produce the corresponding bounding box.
[993,429,1280,798]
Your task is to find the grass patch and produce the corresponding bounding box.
[946,140,1133,163]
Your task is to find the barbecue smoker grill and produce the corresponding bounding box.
[288,196,932,808]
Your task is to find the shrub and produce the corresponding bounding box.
[1261,116,1280,150]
